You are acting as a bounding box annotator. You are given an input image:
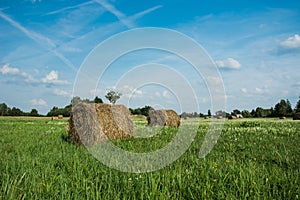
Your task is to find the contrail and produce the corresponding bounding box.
[92,0,134,28]
[63,4,163,43]
[0,11,56,49]
[0,3,163,71]
[0,11,77,72]
[44,1,94,15]
[129,5,162,21]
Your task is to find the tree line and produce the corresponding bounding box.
[180,98,300,119]
[0,96,299,118]
[231,98,299,118]
[0,103,40,116]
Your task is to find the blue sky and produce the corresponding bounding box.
[0,0,300,114]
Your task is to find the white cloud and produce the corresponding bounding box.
[215,58,241,69]
[41,71,68,85]
[162,90,170,98]
[53,89,71,97]
[198,97,208,103]
[254,86,270,94]
[0,64,37,83]
[241,88,247,93]
[255,87,262,93]
[0,64,68,85]
[30,99,47,106]
[118,85,143,98]
[43,70,58,81]
[207,76,223,85]
[22,72,36,83]
[280,34,300,49]
[134,89,143,95]
[0,64,20,74]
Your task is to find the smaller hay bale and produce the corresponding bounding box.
[279,116,286,119]
[228,115,237,120]
[293,113,300,120]
[147,109,180,127]
[68,102,134,146]
[165,110,181,127]
[51,116,59,120]
[58,115,63,119]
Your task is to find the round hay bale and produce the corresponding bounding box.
[68,102,134,146]
[293,113,300,120]
[147,110,166,126]
[228,115,237,120]
[147,109,180,127]
[165,110,181,127]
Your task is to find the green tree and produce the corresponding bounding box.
[207,109,211,117]
[231,109,241,116]
[255,107,264,118]
[0,103,9,116]
[105,90,122,104]
[140,105,153,116]
[180,112,188,119]
[215,110,227,117]
[30,108,39,116]
[47,106,59,117]
[94,96,103,104]
[294,96,300,113]
[286,99,293,114]
[130,106,153,116]
[250,109,256,117]
[8,107,24,116]
[241,110,251,118]
[274,99,293,117]
[47,105,71,117]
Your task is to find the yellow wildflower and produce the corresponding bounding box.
[212,162,217,168]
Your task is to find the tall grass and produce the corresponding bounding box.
[0,117,299,199]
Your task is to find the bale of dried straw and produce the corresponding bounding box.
[228,115,237,120]
[147,109,180,127]
[68,102,134,145]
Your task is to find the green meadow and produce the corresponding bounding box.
[0,117,299,199]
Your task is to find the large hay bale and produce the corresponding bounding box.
[293,113,300,120]
[147,109,180,127]
[68,102,134,146]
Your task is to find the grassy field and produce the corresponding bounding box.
[0,117,299,199]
